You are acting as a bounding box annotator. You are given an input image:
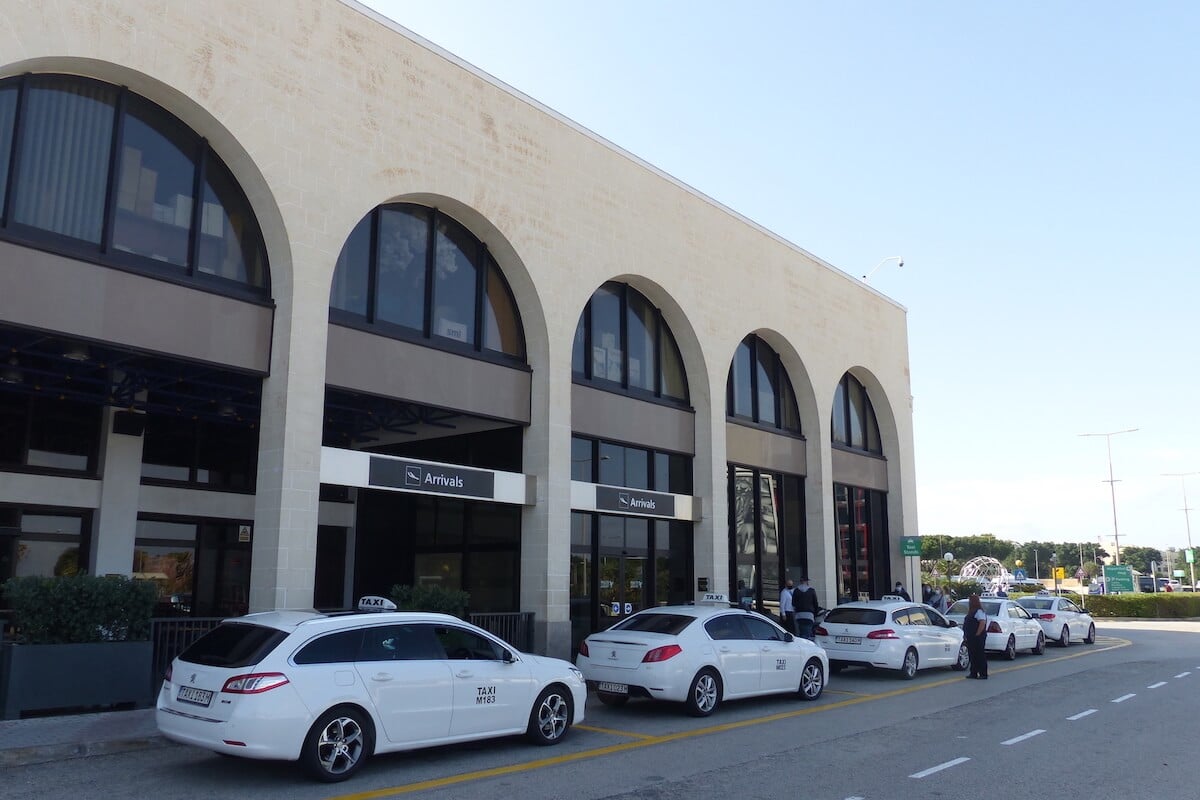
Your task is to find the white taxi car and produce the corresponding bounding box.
[814,597,968,679]
[1015,594,1096,646]
[946,597,1046,659]
[575,599,827,717]
[156,598,586,782]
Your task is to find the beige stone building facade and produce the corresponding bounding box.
[0,0,916,658]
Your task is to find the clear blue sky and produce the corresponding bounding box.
[358,1,1200,556]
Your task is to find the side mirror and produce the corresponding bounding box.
[502,648,516,663]
[784,633,794,643]
[948,620,958,628]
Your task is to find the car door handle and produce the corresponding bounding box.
[719,646,733,653]
[370,673,393,682]
[455,670,474,679]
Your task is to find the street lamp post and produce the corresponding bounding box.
[862,256,904,283]
[1080,428,1138,565]
[1163,472,1199,590]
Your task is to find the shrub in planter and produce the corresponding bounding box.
[389,584,470,618]
[1083,593,1200,618]
[2,574,159,643]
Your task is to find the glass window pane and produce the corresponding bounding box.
[779,370,801,433]
[0,392,25,466]
[330,214,372,316]
[375,206,428,331]
[431,216,478,346]
[866,395,882,453]
[483,261,523,356]
[659,323,687,401]
[755,343,777,426]
[133,544,194,610]
[196,151,267,287]
[110,95,197,267]
[731,466,756,606]
[465,550,518,612]
[27,397,98,471]
[571,314,586,376]
[571,436,593,482]
[141,415,194,481]
[590,284,622,383]
[848,378,866,449]
[12,77,116,243]
[730,340,752,418]
[832,378,848,445]
[624,446,649,490]
[598,442,624,486]
[0,84,18,218]
[195,420,257,491]
[626,291,656,392]
[759,472,780,601]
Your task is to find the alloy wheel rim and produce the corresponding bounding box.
[318,717,363,774]
[696,674,717,711]
[537,693,569,740]
[802,664,822,697]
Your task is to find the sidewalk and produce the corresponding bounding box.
[0,706,167,768]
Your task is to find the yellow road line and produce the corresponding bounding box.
[328,637,1130,800]
[574,724,656,740]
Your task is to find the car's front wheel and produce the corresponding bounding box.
[1059,626,1070,647]
[301,706,373,783]
[685,668,721,717]
[1032,632,1046,655]
[1084,623,1096,644]
[1003,635,1017,660]
[898,648,918,679]
[526,685,572,745]
[798,658,824,701]
[952,643,970,671]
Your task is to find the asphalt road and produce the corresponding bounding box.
[5,620,1197,800]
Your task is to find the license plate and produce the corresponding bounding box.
[177,686,214,707]
[596,682,628,694]
[835,636,862,645]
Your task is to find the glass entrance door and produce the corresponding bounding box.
[598,554,647,621]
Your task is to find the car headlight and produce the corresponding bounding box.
[569,667,584,681]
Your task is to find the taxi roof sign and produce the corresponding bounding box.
[698,592,730,605]
[357,595,396,612]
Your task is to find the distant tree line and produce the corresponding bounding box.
[918,533,1166,578]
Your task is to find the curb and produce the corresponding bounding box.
[0,735,171,769]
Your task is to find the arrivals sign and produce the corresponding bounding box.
[370,457,495,499]
[595,486,676,518]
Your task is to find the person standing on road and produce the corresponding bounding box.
[792,575,820,640]
[893,581,911,601]
[779,579,796,633]
[964,593,989,679]
[927,584,945,613]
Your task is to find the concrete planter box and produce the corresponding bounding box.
[0,641,153,719]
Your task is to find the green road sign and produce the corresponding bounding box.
[900,536,922,557]
[1103,564,1135,593]
[1187,549,1195,564]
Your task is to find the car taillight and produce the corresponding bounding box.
[987,621,1002,633]
[222,673,290,694]
[867,629,899,640]
[1038,613,1056,620]
[642,644,682,663]
[813,625,828,637]
[164,664,173,684]
[579,640,590,658]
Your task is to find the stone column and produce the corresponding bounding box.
[90,408,144,577]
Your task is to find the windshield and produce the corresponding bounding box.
[824,608,886,626]
[179,622,288,668]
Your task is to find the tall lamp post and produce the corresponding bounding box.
[862,256,904,283]
[1080,428,1138,564]
[1163,471,1199,590]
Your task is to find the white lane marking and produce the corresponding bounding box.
[1067,709,1097,720]
[1148,681,1167,689]
[844,797,865,800]
[1175,672,1191,678]
[1112,693,1136,703]
[1002,729,1046,745]
[910,757,970,779]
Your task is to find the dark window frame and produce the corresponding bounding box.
[831,373,883,455]
[328,203,527,365]
[570,434,693,495]
[725,334,802,435]
[0,73,271,303]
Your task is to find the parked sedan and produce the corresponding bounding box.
[157,597,585,783]
[575,602,827,717]
[814,599,969,679]
[946,597,1045,659]
[1016,595,1096,646]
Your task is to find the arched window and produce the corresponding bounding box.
[832,373,882,454]
[571,282,688,403]
[0,74,269,296]
[726,335,800,433]
[329,204,525,361]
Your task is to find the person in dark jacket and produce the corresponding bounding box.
[893,581,911,601]
[964,593,989,679]
[792,576,820,640]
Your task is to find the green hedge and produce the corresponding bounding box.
[1081,593,1200,618]
[2,575,159,644]
[389,584,470,618]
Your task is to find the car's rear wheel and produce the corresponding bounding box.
[526,685,572,745]
[798,658,824,701]
[301,706,373,783]
[952,643,970,671]
[1003,635,1017,660]
[899,648,918,679]
[1032,631,1046,655]
[1084,623,1096,644]
[596,691,629,707]
[685,668,721,717]
[1059,626,1070,647]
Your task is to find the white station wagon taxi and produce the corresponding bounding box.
[575,596,828,717]
[815,596,969,679]
[156,598,586,782]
